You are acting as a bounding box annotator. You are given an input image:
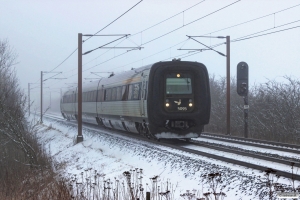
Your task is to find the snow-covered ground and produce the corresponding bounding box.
[31,114,300,200]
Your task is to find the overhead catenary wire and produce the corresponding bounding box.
[176,24,300,60]
[80,0,241,71]
[201,19,300,51]
[118,3,300,71]
[53,22,300,88]
[202,3,300,36]
[54,1,237,82]
[141,0,241,46]
[80,0,206,70]
[232,25,300,43]
[83,0,143,43]
[48,1,300,89]
[131,0,206,37]
[63,5,300,84]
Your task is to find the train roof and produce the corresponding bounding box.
[63,63,154,95]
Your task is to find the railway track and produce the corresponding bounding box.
[162,140,300,181]
[202,132,300,153]
[41,113,300,181]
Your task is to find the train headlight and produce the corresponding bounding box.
[166,103,170,107]
[188,99,193,107]
[177,74,180,78]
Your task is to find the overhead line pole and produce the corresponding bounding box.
[40,71,43,123]
[28,83,30,116]
[226,36,230,135]
[77,33,83,143]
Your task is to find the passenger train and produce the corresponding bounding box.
[60,60,211,139]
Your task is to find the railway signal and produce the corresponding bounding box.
[237,61,249,138]
[237,62,248,96]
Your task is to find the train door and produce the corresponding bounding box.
[140,74,147,116]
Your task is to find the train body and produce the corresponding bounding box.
[60,60,211,139]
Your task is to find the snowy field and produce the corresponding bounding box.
[31,115,300,200]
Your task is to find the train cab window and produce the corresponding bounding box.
[166,73,192,94]
[112,87,117,101]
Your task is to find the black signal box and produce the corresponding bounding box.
[237,62,249,96]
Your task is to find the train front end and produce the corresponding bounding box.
[147,60,210,139]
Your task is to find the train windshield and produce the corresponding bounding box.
[166,73,192,94]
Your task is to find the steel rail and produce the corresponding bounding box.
[201,133,300,154]
[202,132,300,149]
[189,140,300,168]
[161,141,300,181]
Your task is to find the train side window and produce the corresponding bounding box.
[92,91,96,101]
[83,92,86,102]
[93,91,95,101]
[89,91,92,102]
[112,87,117,101]
[87,91,91,102]
[88,91,91,102]
[128,84,133,100]
[121,85,127,101]
[97,89,103,102]
[89,91,93,102]
[132,83,141,100]
[94,91,97,101]
[105,88,112,101]
[116,86,122,101]
[144,81,148,100]
[88,92,91,102]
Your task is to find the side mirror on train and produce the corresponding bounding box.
[237,62,249,96]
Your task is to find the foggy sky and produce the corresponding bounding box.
[1,0,300,111]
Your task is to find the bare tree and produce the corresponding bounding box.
[206,75,300,144]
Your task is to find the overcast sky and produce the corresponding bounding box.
[1,0,300,110]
